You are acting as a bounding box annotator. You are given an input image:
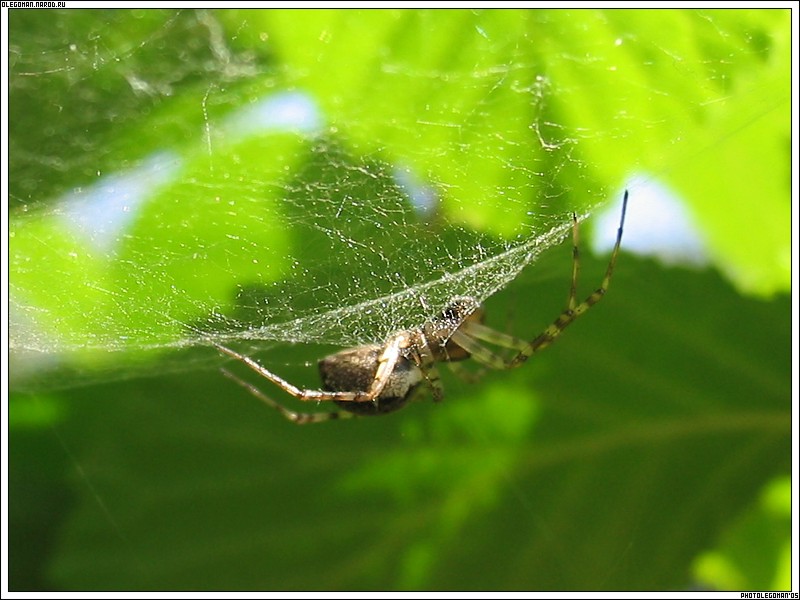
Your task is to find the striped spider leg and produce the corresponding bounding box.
[216,191,628,423]
[450,190,628,370]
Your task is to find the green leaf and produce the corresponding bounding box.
[11,255,790,590]
[693,476,792,590]
[9,8,790,591]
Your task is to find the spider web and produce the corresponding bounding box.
[8,9,781,389]
[6,8,792,592]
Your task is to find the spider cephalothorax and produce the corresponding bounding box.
[216,192,628,424]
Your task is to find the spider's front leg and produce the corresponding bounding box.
[442,192,628,371]
[508,190,628,367]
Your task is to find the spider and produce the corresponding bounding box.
[215,191,628,424]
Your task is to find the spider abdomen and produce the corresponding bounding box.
[319,345,423,416]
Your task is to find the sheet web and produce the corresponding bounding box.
[9,10,628,388]
[5,9,791,594]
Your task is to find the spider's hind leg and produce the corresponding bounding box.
[220,368,353,424]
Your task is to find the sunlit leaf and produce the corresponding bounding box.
[9,8,790,592]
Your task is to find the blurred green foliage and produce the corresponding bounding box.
[9,8,791,591]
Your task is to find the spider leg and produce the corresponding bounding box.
[221,368,353,424]
[428,365,445,401]
[459,321,530,354]
[405,343,444,401]
[569,211,581,311]
[442,192,628,371]
[366,334,406,401]
[447,361,485,385]
[449,330,512,370]
[419,362,445,401]
[508,190,628,367]
[214,342,377,403]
